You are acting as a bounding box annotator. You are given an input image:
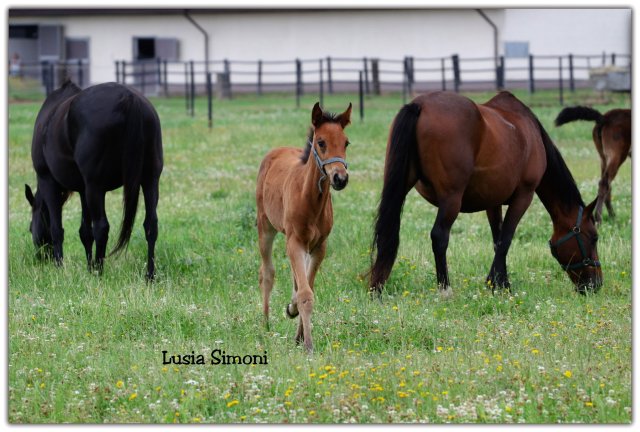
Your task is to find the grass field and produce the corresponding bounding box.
[7,89,631,423]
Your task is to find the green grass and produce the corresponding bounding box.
[8,89,631,423]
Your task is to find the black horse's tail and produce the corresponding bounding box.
[370,102,421,292]
[111,92,145,255]
[554,106,604,127]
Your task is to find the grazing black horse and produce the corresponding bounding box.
[25,80,163,279]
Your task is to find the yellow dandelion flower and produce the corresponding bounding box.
[192,417,201,423]
[563,370,572,378]
[585,401,594,407]
[116,380,124,389]
[531,349,540,355]
[39,383,45,389]
[129,393,137,401]
[227,399,239,408]
[436,346,443,352]
[309,410,316,416]
[397,391,409,398]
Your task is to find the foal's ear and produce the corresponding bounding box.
[25,184,35,208]
[311,102,324,128]
[337,103,353,129]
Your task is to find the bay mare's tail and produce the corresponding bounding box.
[111,91,145,255]
[554,106,603,127]
[370,102,421,292]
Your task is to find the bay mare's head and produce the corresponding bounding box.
[549,201,603,294]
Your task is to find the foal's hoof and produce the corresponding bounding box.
[285,304,299,319]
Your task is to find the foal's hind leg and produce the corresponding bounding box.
[257,218,277,330]
[78,193,94,271]
[86,186,109,273]
[142,177,160,280]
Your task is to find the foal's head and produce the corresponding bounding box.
[549,201,603,294]
[24,184,53,260]
[309,102,352,191]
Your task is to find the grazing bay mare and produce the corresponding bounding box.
[25,80,163,279]
[256,102,352,353]
[555,106,631,224]
[370,91,602,296]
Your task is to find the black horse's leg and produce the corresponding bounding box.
[141,177,159,281]
[78,192,94,271]
[86,186,109,274]
[40,178,65,266]
[430,196,462,296]
[487,191,535,291]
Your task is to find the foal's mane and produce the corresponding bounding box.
[300,111,343,163]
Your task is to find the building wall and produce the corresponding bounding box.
[8,8,631,86]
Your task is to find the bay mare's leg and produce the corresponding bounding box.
[486,206,503,253]
[78,192,94,270]
[430,195,463,295]
[486,190,535,291]
[142,176,160,280]
[40,177,66,265]
[257,217,277,329]
[286,235,314,353]
[85,185,109,274]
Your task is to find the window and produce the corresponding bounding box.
[505,41,529,58]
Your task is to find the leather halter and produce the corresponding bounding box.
[308,138,348,194]
[549,206,601,271]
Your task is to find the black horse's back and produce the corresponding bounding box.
[26,80,163,278]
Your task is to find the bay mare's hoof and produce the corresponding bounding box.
[285,303,299,319]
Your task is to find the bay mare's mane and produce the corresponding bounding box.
[300,111,343,163]
[533,116,585,210]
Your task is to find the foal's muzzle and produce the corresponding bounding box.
[331,172,349,191]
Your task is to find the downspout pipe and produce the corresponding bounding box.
[184,10,210,75]
[476,9,499,68]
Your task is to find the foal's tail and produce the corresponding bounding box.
[369,102,421,292]
[554,106,603,127]
[112,92,145,255]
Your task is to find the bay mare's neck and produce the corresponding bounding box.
[535,175,583,231]
[300,155,332,212]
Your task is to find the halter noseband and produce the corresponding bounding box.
[549,206,601,271]
[309,138,348,194]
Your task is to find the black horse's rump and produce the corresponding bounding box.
[25,80,163,279]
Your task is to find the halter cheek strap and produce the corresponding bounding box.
[309,139,348,194]
[549,206,601,271]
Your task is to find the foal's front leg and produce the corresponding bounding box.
[286,236,314,353]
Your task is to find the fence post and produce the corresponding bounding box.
[121,61,126,85]
[184,62,190,114]
[451,54,460,92]
[359,71,364,122]
[190,60,195,117]
[528,54,535,94]
[441,57,446,91]
[163,60,168,96]
[207,72,213,129]
[115,61,120,83]
[257,60,263,96]
[295,58,301,108]
[611,53,616,65]
[496,55,505,90]
[141,62,146,95]
[319,59,324,107]
[326,56,333,94]
[602,51,606,66]
[156,58,162,94]
[363,57,370,94]
[558,56,564,106]
[224,59,232,100]
[371,58,380,95]
[568,54,575,92]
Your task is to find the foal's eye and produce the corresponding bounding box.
[317,140,326,149]
[592,235,599,245]
[345,140,350,148]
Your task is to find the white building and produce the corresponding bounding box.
[8,8,632,92]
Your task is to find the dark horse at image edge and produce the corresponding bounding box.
[25,80,163,279]
[370,91,602,296]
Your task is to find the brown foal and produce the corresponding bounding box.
[256,102,352,352]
